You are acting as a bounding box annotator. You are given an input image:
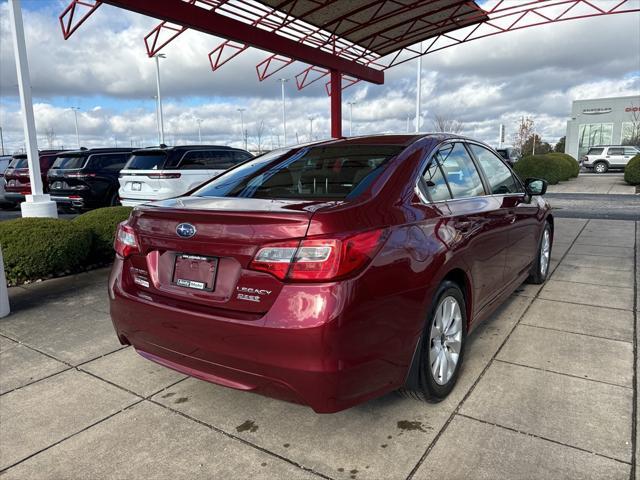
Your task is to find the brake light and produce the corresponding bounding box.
[249,229,386,281]
[114,222,139,258]
[147,173,181,179]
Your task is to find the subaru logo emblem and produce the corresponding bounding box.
[176,223,196,238]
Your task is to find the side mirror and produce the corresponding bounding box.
[525,178,547,196]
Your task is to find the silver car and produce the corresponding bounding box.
[581,145,640,173]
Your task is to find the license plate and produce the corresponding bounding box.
[131,182,142,191]
[172,254,217,291]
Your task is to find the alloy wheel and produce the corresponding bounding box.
[595,163,606,173]
[540,228,550,276]
[429,296,463,385]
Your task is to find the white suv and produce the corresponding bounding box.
[118,145,253,206]
[581,145,640,173]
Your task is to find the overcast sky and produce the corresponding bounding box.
[0,0,639,153]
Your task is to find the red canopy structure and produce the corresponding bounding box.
[59,0,639,138]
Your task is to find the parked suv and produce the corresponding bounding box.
[118,145,253,207]
[48,148,133,210]
[3,150,66,205]
[0,155,14,208]
[496,147,520,166]
[581,145,640,173]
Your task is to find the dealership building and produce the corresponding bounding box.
[565,95,640,159]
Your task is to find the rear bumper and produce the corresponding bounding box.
[51,195,85,208]
[120,197,153,207]
[109,258,418,413]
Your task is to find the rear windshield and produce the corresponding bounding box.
[52,155,87,170]
[194,144,403,200]
[587,147,604,155]
[9,157,28,169]
[124,152,168,170]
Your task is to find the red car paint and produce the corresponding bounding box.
[109,134,552,413]
[4,150,65,202]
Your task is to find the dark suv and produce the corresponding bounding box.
[48,148,133,210]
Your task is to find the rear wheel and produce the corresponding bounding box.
[527,222,552,284]
[594,161,608,173]
[401,281,467,402]
[109,191,121,207]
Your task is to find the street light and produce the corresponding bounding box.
[237,108,246,150]
[69,107,80,148]
[196,118,202,143]
[153,53,166,145]
[307,115,315,142]
[278,79,288,145]
[347,101,357,136]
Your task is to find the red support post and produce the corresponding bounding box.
[330,70,342,139]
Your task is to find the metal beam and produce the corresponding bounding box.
[330,70,342,139]
[101,0,384,84]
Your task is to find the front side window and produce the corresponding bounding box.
[434,143,485,199]
[469,144,522,194]
[624,147,639,156]
[195,144,402,200]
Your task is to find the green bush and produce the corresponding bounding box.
[513,155,566,185]
[548,152,580,178]
[624,154,640,185]
[0,218,91,285]
[73,206,133,263]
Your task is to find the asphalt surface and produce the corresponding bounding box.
[545,192,640,220]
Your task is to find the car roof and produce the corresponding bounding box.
[131,145,244,154]
[294,133,484,149]
[59,148,135,156]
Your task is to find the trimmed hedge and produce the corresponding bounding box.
[73,206,133,263]
[624,153,640,185]
[0,218,91,285]
[513,154,566,184]
[548,152,580,178]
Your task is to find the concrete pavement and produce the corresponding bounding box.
[0,218,636,479]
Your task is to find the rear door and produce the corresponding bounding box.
[607,147,625,167]
[468,143,539,282]
[423,142,510,315]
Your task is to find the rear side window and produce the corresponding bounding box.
[52,155,87,170]
[587,147,604,155]
[125,152,168,170]
[89,154,131,172]
[435,143,485,199]
[195,145,402,200]
[469,144,522,194]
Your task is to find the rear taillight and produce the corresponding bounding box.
[147,173,181,179]
[114,222,139,258]
[580,156,588,162]
[249,229,386,281]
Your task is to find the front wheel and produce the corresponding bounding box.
[401,281,467,402]
[527,222,552,284]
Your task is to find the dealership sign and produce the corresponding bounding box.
[582,107,612,115]
[625,106,639,112]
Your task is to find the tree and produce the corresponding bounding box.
[522,133,551,156]
[513,117,534,155]
[431,113,464,134]
[251,120,266,154]
[554,136,566,153]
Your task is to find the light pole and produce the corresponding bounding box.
[196,118,202,143]
[415,42,423,133]
[237,108,246,150]
[69,107,80,148]
[279,79,288,145]
[153,53,166,145]
[8,0,56,217]
[347,101,356,136]
[307,116,315,142]
[0,126,4,155]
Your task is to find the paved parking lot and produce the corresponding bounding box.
[0,218,637,479]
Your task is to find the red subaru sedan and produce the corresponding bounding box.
[109,134,552,413]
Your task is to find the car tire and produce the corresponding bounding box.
[527,221,552,284]
[109,191,121,207]
[400,281,467,402]
[593,161,608,174]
